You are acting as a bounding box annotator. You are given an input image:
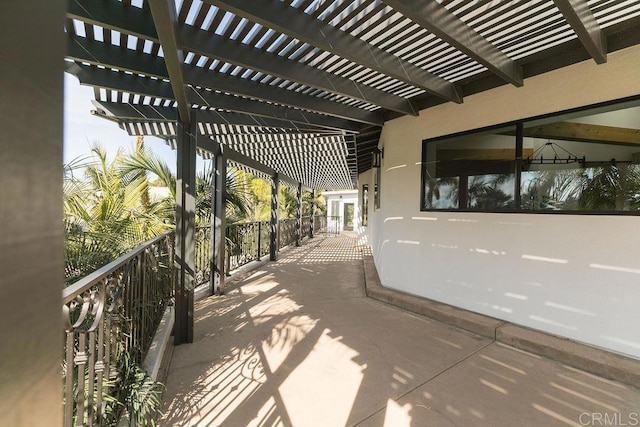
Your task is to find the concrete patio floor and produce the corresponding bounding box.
[161,233,640,426]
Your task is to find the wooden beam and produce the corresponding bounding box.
[148,0,191,124]
[206,0,462,104]
[553,0,607,64]
[383,0,523,87]
[522,122,640,147]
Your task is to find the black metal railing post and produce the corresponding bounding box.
[257,221,262,259]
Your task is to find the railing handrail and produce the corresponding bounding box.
[62,230,174,304]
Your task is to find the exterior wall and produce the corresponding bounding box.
[367,44,640,359]
[324,190,359,232]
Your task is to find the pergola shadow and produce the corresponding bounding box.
[161,234,640,426]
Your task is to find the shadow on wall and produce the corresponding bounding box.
[374,214,640,359]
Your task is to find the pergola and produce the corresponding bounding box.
[62,0,640,345]
[4,1,640,423]
[66,0,640,185]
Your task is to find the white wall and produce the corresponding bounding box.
[367,44,640,359]
[324,190,359,232]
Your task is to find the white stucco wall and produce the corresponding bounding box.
[324,190,359,232]
[366,44,640,359]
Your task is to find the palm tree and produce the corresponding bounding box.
[194,164,250,226]
[64,145,257,284]
[64,145,172,284]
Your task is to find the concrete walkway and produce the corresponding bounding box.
[162,233,640,426]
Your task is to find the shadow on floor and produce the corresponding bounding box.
[162,234,640,427]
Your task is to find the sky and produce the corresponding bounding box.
[63,72,179,171]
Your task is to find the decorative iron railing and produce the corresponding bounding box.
[62,232,174,427]
[226,221,270,272]
[278,218,298,248]
[313,215,324,234]
[327,215,341,234]
[313,215,340,235]
[195,218,317,285]
[302,216,311,237]
[195,225,212,285]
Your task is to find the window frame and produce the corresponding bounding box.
[420,95,640,216]
[362,184,369,226]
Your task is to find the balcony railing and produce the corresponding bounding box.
[62,216,338,424]
[278,218,298,248]
[227,221,270,272]
[313,215,341,235]
[62,232,174,427]
[195,217,325,285]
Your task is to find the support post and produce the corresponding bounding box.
[309,190,315,238]
[295,182,302,246]
[270,173,280,261]
[211,142,227,295]
[175,121,196,345]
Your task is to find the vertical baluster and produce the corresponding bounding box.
[75,333,87,427]
[64,331,75,427]
[95,305,106,424]
[87,330,96,426]
[140,250,147,357]
[127,263,134,355]
[257,222,261,259]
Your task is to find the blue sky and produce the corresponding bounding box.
[63,73,179,171]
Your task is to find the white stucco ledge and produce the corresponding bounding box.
[362,254,505,339]
[362,253,640,389]
[143,305,175,381]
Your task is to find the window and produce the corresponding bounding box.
[421,98,640,214]
[374,169,381,210]
[422,126,517,211]
[362,184,368,226]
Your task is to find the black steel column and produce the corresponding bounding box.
[295,182,302,246]
[175,121,196,345]
[270,173,280,261]
[309,189,315,238]
[211,142,227,295]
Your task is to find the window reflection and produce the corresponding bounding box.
[521,107,640,211]
[422,101,640,214]
[423,128,516,210]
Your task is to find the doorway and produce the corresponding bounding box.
[343,203,354,231]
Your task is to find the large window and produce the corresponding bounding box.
[421,99,640,213]
[374,169,381,210]
[362,184,368,226]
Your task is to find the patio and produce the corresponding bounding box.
[161,233,640,426]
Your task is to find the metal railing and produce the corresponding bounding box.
[302,216,311,237]
[278,218,297,248]
[313,215,341,235]
[195,225,212,285]
[62,214,340,424]
[195,217,317,284]
[227,221,270,272]
[62,232,174,427]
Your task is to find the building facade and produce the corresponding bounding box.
[361,44,640,359]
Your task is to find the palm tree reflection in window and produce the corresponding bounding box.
[468,174,515,210]
[424,176,459,209]
[521,163,640,211]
